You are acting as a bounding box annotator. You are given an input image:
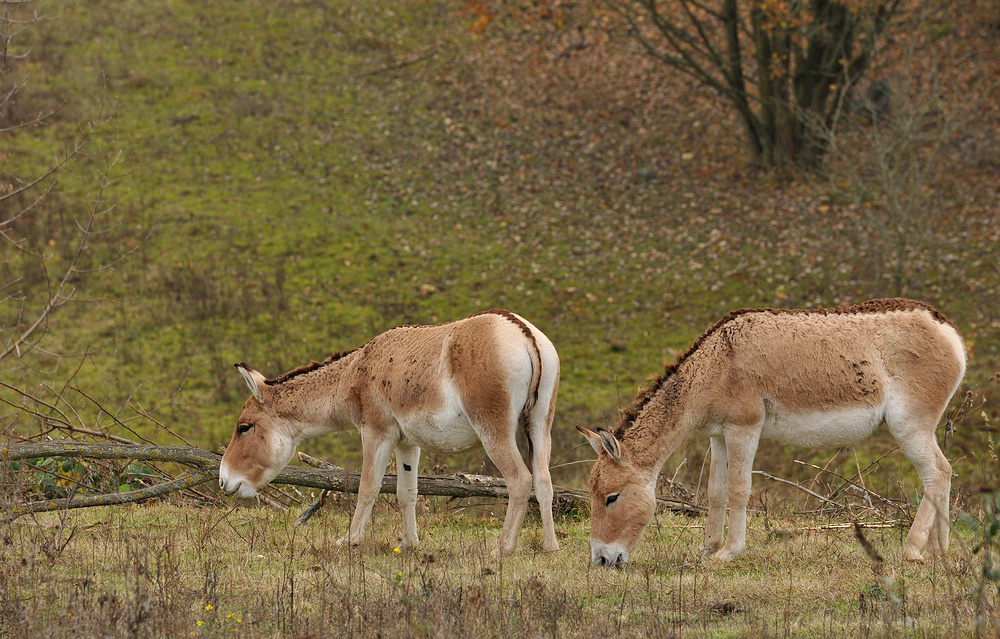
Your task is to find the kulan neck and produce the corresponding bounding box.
[621,368,698,473]
[269,350,361,435]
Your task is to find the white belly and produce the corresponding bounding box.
[759,404,885,447]
[398,411,480,452]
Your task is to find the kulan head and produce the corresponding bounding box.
[218,363,299,499]
[577,426,656,568]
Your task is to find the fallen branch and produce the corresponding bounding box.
[291,451,590,505]
[1,442,708,519]
[5,442,595,518]
[665,520,903,532]
[1,442,221,468]
[5,469,218,519]
[804,521,903,532]
[294,452,705,520]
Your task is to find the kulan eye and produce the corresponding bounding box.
[237,423,254,435]
[605,493,619,507]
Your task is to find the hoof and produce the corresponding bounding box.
[490,547,514,560]
[396,538,419,552]
[903,550,925,563]
[336,534,362,548]
[712,548,742,562]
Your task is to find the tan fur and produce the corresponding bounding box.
[582,299,965,567]
[220,310,561,556]
[447,322,511,431]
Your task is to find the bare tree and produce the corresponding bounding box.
[615,0,902,166]
[1,0,134,369]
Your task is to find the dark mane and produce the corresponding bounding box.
[612,298,952,436]
[265,349,359,385]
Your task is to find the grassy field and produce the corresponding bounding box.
[1,499,998,638]
[2,0,1000,635]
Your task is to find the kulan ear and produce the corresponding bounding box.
[235,362,268,404]
[596,428,623,464]
[576,425,605,455]
[576,425,624,464]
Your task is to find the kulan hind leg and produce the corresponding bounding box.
[925,444,952,557]
[479,428,533,558]
[529,400,560,553]
[893,424,952,562]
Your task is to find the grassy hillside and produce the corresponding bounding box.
[3,0,999,493]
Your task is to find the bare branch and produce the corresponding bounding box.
[5,469,219,519]
[68,385,159,446]
[618,0,904,165]
[126,401,196,447]
[0,128,90,204]
[364,45,441,76]
[0,121,126,362]
[0,387,139,444]
[793,458,909,518]
[0,178,58,235]
[753,470,845,508]
[0,381,73,425]
[1,441,222,467]
[626,0,731,95]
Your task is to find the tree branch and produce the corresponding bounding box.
[1,443,709,520]
[1,441,222,467]
[753,469,845,508]
[1,442,707,521]
[4,468,219,519]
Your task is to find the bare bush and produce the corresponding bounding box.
[1,0,141,371]
[1,0,159,516]
[822,47,991,297]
